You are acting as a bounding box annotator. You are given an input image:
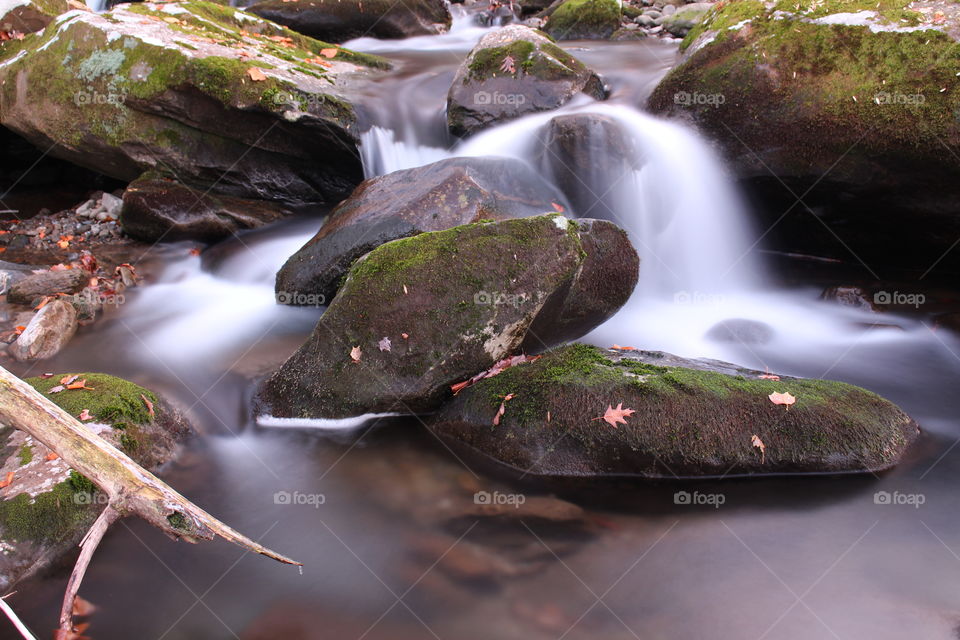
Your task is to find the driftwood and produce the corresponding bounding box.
[0,365,300,636]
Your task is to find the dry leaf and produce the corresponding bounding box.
[378,337,392,352]
[593,402,636,428]
[0,472,13,488]
[492,393,515,426]
[500,54,515,74]
[141,393,155,417]
[551,202,565,213]
[751,434,766,463]
[768,391,796,409]
[246,67,267,82]
[319,47,338,58]
[46,452,59,461]
[401,332,409,339]
[451,354,542,394]
[49,385,65,394]
[350,345,362,363]
[67,379,94,390]
[611,344,638,351]
[60,374,79,385]
[78,409,93,421]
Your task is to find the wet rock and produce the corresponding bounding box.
[0,2,390,206]
[0,0,70,35]
[260,215,638,418]
[647,2,960,273]
[6,269,88,305]
[0,373,190,590]
[430,344,920,478]
[276,156,566,304]
[705,318,774,345]
[247,0,451,43]
[447,25,606,137]
[121,173,292,243]
[7,299,78,361]
[544,0,621,39]
[821,286,880,312]
[661,2,711,37]
[538,113,640,219]
[935,312,960,334]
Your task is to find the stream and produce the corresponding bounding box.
[10,10,960,640]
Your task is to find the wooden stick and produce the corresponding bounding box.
[0,594,37,640]
[0,365,301,631]
[57,505,119,633]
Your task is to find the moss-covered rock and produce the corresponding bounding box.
[430,344,920,479]
[247,0,451,43]
[260,215,638,418]
[275,156,567,304]
[121,171,291,242]
[543,0,620,40]
[447,25,606,137]
[0,0,70,35]
[0,372,190,590]
[647,0,960,272]
[0,1,390,206]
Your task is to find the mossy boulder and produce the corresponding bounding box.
[260,215,639,418]
[446,25,606,137]
[430,344,920,479]
[0,0,70,35]
[647,0,960,272]
[661,2,712,37]
[0,372,190,590]
[543,0,621,40]
[246,0,451,43]
[275,156,567,304]
[0,1,390,207]
[121,172,292,242]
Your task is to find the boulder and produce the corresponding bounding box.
[260,215,638,418]
[0,372,190,590]
[7,268,87,305]
[446,25,606,137]
[0,0,70,35]
[647,1,960,273]
[7,298,77,361]
[537,113,640,219]
[660,2,712,37]
[246,0,451,43]
[543,0,621,40]
[275,156,566,304]
[430,344,920,479]
[0,2,390,207]
[121,173,292,243]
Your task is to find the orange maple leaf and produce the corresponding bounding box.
[768,391,796,409]
[0,471,13,488]
[594,403,635,428]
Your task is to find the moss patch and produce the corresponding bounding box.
[545,0,621,40]
[26,373,158,426]
[0,481,96,542]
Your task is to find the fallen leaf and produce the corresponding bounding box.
[350,345,362,363]
[13,325,25,335]
[319,47,338,58]
[401,332,409,339]
[0,472,13,488]
[593,402,636,428]
[72,595,97,617]
[493,393,515,426]
[78,409,93,421]
[610,344,638,351]
[546,410,551,422]
[551,202,565,213]
[46,452,59,461]
[189,248,202,257]
[40,372,54,379]
[49,385,65,394]
[403,284,408,295]
[246,67,267,82]
[60,374,79,385]
[751,434,766,463]
[67,379,94,390]
[768,391,796,409]
[451,354,542,394]
[758,372,780,380]
[378,336,392,352]
[500,54,515,74]
[35,295,55,310]
[141,393,155,417]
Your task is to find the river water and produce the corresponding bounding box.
[9,11,960,640]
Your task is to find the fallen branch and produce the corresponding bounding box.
[0,365,300,634]
[0,594,37,640]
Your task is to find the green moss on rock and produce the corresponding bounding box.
[544,0,621,40]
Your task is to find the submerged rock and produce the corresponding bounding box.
[543,0,621,40]
[7,298,78,361]
[705,318,774,345]
[121,173,292,243]
[647,1,960,272]
[275,156,566,304]
[447,25,606,137]
[247,0,451,43]
[0,373,189,590]
[431,344,920,479]
[0,2,389,206]
[260,215,638,418]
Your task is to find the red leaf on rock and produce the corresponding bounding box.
[751,434,766,463]
[60,374,79,385]
[451,354,542,394]
[140,394,154,417]
[67,379,94,390]
[78,409,93,421]
[246,67,267,82]
[46,452,59,461]
[768,391,795,409]
[0,472,13,488]
[551,202,565,213]
[593,403,635,428]
[378,337,392,352]
[493,393,515,426]
[500,55,515,74]
[350,346,362,363]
